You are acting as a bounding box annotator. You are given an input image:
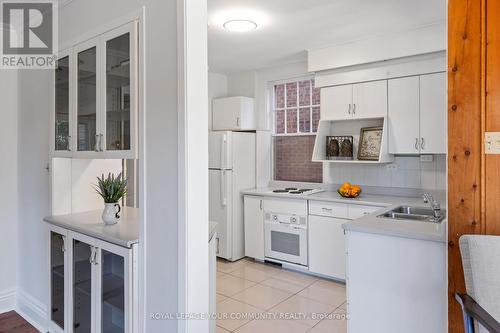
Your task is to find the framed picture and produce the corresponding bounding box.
[357,126,383,160]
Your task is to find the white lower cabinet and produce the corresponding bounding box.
[243,196,265,260]
[308,215,347,280]
[48,225,137,333]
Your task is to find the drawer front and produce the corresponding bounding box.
[264,198,307,215]
[309,201,349,219]
[348,204,383,219]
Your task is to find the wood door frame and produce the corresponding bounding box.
[448,0,487,332]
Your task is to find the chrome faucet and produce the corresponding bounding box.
[423,193,441,218]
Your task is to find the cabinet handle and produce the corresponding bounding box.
[67,136,72,151]
[99,134,103,152]
[348,104,352,115]
[322,207,333,212]
[62,235,66,252]
[421,138,425,150]
[89,247,95,264]
[94,135,99,152]
[216,238,220,255]
[259,200,263,210]
[415,138,419,150]
[236,117,240,127]
[352,104,356,115]
[93,248,98,265]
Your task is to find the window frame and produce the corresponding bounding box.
[271,76,319,137]
[269,76,323,183]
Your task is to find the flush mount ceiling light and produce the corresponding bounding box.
[223,19,258,32]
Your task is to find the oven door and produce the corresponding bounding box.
[264,221,308,266]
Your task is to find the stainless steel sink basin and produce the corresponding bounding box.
[377,205,446,223]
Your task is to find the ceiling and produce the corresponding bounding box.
[208,0,446,74]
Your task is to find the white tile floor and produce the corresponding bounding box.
[216,258,347,333]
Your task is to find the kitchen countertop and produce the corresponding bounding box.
[242,188,446,243]
[44,207,139,248]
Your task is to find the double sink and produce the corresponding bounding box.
[377,205,446,223]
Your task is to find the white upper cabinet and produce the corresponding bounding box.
[320,80,387,120]
[212,96,255,131]
[388,76,420,154]
[351,80,388,119]
[321,84,352,120]
[52,21,138,159]
[420,73,447,154]
[388,72,446,154]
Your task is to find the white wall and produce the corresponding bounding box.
[0,70,18,312]
[227,71,256,98]
[208,72,227,130]
[16,69,52,327]
[178,0,209,330]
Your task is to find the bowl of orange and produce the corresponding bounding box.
[338,182,362,198]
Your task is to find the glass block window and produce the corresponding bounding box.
[273,79,320,134]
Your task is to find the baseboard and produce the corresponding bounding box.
[0,288,16,314]
[16,289,48,333]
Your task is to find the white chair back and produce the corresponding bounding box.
[460,235,500,332]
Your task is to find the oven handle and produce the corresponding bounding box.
[265,220,307,230]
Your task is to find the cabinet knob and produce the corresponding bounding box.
[94,134,100,152]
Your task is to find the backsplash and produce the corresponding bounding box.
[324,155,446,190]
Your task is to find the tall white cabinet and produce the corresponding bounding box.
[52,21,138,159]
[388,72,446,154]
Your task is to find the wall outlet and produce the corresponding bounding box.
[420,155,433,162]
[386,163,398,170]
[485,132,500,154]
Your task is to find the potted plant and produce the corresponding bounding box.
[95,172,128,225]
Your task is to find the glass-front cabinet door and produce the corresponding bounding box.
[101,22,137,159]
[97,241,130,333]
[73,238,94,333]
[76,39,100,155]
[100,250,125,332]
[54,52,73,155]
[50,231,66,331]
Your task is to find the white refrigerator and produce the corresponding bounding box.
[209,131,256,261]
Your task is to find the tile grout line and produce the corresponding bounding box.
[216,260,347,333]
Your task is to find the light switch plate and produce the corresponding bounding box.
[485,132,500,154]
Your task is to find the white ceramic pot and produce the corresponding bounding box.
[102,203,121,225]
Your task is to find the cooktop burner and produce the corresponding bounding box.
[271,188,325,195]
